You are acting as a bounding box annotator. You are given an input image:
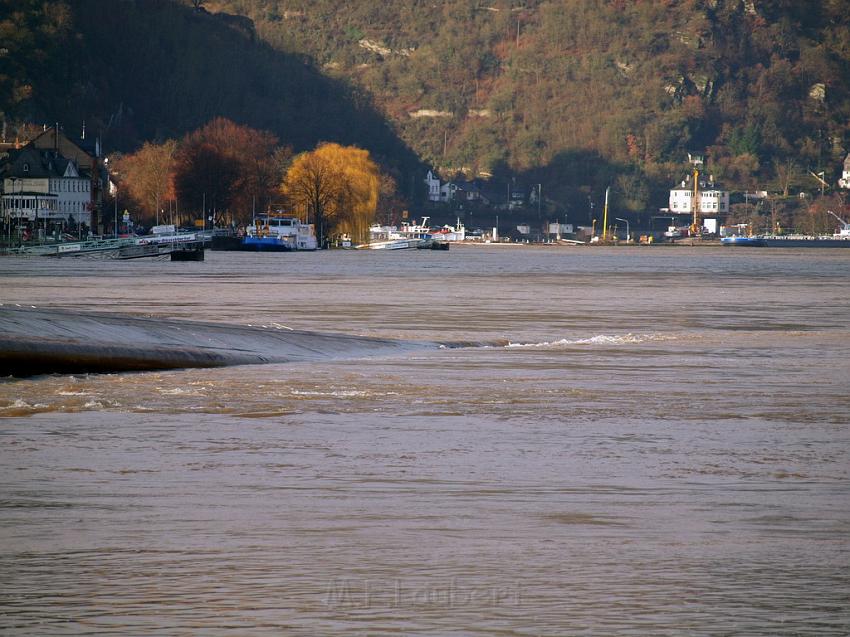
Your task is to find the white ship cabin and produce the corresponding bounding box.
[248,216,317,250]
[669,174,729,215]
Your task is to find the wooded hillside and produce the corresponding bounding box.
[213,0,850,198]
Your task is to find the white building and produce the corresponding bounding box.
[439,181,457,202]
[839,153,850,189]
[424,170,441,202]
[669,175,729,215]
[1,146,92,226]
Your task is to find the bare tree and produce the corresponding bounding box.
[773,158,798,197]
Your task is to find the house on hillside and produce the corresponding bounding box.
[453,180,491,205]
[424,170,494,205]
[669,174,729,216]
[424,170,442,202]
[839,153,850,189]
[424,170,459,203]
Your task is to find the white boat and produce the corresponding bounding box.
[361,217,433,250]
[430,219,466,242]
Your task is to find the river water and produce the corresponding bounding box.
[1,246,849,635]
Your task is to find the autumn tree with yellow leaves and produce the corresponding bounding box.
[282,143,379,246]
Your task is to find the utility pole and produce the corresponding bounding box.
[537,183,542,219]
[615,217,630,242]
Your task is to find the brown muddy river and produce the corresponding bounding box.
[1,245,849,635]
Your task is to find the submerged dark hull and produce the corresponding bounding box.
[722,236,850,248]
[761,238,850,248]
[0,307,433,376]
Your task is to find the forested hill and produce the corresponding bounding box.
[208,0,850,197]
[1,0,421,173]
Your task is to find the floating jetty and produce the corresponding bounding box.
[6,229,209,259]
[0,306,434,376]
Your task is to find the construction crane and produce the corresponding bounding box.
[687,153,704,235]
[826,210,850,237]
[602,186,610,241]
[809,170,828,197]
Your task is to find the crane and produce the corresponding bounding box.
[690,164,701,235]
[809,170,828,197]
[826,210,850,237]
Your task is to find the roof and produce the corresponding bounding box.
[30,126,99,159]
[0,146,89,181]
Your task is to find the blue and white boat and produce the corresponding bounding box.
[720,235,767,247]
[213,216,317,251]
[721,211,850,248]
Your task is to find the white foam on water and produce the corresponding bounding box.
[0,398,49,412]
[291,389,371,398]
[506,333,674,349]
[158,387,199,395]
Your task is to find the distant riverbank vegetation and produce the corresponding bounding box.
[113,118,385,243]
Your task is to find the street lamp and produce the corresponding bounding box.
[2,181,7,251]
[8,177,20,247]
[615,217,630,242]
